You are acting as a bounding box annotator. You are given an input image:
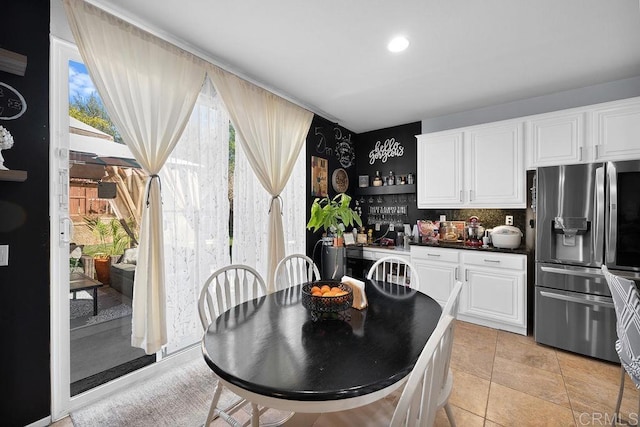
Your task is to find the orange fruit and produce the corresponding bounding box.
[311,286,321,294]
[330,287,341,293]
[335,291,347,297]
[312,291,323,297]
[320,285,331,293]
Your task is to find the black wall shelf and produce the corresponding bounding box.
[355,184,415,196]
[0,169,28,182]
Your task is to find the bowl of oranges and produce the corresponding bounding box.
[301,280,353,319]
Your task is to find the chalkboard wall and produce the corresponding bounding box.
[305,115,358,263]
[0,2,51,425]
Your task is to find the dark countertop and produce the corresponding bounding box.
[410,241,529,255]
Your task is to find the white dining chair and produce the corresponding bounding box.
[273,253,320,291]
[198,265,270,427]
[436,280,463,427]
[602,265,640,425]
[313,314,457,427]
[367,255,420,290]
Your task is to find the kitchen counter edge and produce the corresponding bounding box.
[410,241,529,255]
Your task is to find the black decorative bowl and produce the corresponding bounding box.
[301,281,353,321]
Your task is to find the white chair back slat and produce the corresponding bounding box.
[198,265,267,331]
[274,254,320,291]
[367,256,420,291]
[390,315,455,427]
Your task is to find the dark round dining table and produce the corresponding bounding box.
[201,279,442,413]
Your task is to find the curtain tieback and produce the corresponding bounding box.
[269,195,283,215]
[146,174,162,207]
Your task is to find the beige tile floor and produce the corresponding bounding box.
[50,320,639,427]
[434,320,639,427]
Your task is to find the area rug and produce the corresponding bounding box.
[70,358,292,427]
[70,287,132,326]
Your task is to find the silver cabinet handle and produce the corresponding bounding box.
[484,259,500,263]
[539,290,613,308]
[454,267,458,280]
[469,190,473,201]
[427,253,441,257]
[579,146,583,161]
[459,190,463,202]
[464,269,468,281]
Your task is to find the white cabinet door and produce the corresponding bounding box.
[461,267,525,330]
[593,98,640,161]
[465,121,525,208]
[411,246,459,305]
[416,132,464,208]
[527,111,587,168]
[413,260,458,306]
[459,251,527,335]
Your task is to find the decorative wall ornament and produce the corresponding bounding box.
[334,127,355,168]
[368,137,405,165]
[332,168,349,192]
[0,125,14,170]
[311,156,328,197]
[0,82,27,120]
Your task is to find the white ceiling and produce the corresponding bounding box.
[95,0,640,133]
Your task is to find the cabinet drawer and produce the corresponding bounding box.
[462,252,525,270]
[363,248,410,262]
[411,246,459,263]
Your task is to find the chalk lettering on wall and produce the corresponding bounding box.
[334,127,354,168]
[314,127,333,156]
[368,138,405,164]
[0,82,27,120]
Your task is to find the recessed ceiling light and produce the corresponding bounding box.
[387,36,409,53]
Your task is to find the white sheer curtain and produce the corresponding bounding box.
[161,79,230,353]
[208,65,313,291]
[232,138,306,282]
[64,0,206,353]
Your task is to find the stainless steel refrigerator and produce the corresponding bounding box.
[535,161,640,363]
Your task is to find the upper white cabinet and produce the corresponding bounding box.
[526,110,587,168]
[593,97,640,162]
[417,120,525,209]
[416,130,464,207]
[526,96,640,168]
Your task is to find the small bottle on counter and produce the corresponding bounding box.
[373,171,383,187]
[387,170,395,185]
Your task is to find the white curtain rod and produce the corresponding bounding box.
[83,0,337,123]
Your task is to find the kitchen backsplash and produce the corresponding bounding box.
[361,207,527,242]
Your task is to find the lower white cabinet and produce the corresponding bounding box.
[411,246,527,335]
[411,246,459,305]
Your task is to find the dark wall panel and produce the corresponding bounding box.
[305,116,358,263]
[0,2,51,425]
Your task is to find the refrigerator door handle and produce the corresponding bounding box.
[606,162,617,264]
[594,166,605,264]
[539,290,614,308]
[540,265,603,278]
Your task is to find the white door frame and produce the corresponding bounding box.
[50,36,196,422]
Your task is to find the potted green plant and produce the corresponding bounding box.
[83,216,132,284]
[307,193,362,247]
